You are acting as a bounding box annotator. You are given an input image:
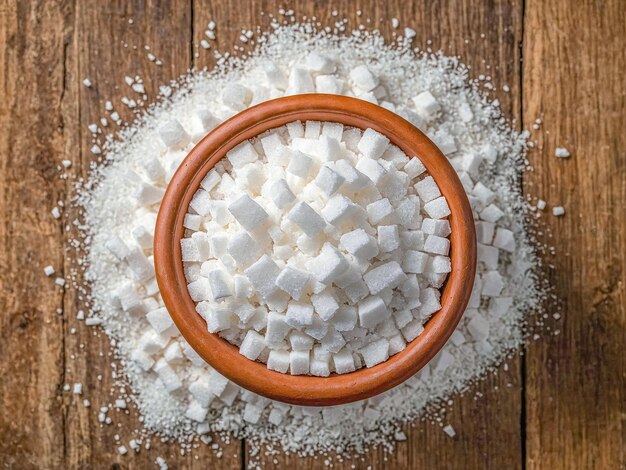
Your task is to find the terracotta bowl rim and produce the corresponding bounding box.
[154,94,476,406]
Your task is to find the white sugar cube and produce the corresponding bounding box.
[414,176,441,203]
[552,206,565,216]
[356,157,387,185]
[430,255,451,273]
[311,290,340,321]
[403,157,427,179]
[493,228,515,252]
[158,119,190,149]
[320,327,346,353]
[322,122,344,140]
[228,195,268,231]
[286,150,313,178]
[306,242,349,284]
[332,306,357,331]
[377,225,400,252]
[196,109,220,132]
[260,133,283,159]
[146,307,174,334]
[349,65,379,92]
[239,330,265,360]
[360,338,390,368]
[395,198,421,229]
[555,147,570,158]
[303,315,329,340]
[185,400,208,422]
[358,296,389,328]
[263,61,288,89]
[481,271,504,297]
[142,157,166,182]
[315,74,344,94]
[189,378,213,407]
[314,165,345,195]
[207,369,229,396]
[333,159,370,191]
[132,225,153,250]
[222,83,251,111]
[310,357,331,377]
[424,196,451,219]
[422,218,451,237]
[467,314,490,341]
[164,342,184,364]
[412,91,440,120]
[318,135,342,162]
[403,250,429,274]
[244,255,281,298]
[472,182,496,206]
[187,277,211,301]
[480,203,505,223]
[343,279,369,304]
[536,199,547,210]
[340,228,379,260]
[401,318,425,342]
[364,261,407,295]
[269,179,295,209]
[189,189,211,216]
[488,297,513,317]
[105,236,130,260]
[333,349,356,374]
[290,350,310,375]
[321,194,357,226]
[135,182,165,206]
[475,221,495,244]
[227,141,259,169]
[265,312,291,345]
[423,235,450,256]
[393,309,413,329]
[287,202,326,238]
[305,52,336,73]
[227,231,259,265]
[154,359,182,392]
[286,68,315,95]
[126,247,154,281]
[286,302,314,327]
[208,269,233,300]
[267,350,290,373]
[184,214,202,231]
[276,266,310,300]
[357,128,390,159]
[366,198,394,225]
[43,265,55,276]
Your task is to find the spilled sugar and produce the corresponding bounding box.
[73,22,543,460]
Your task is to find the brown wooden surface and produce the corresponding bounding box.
[0,0,623,468]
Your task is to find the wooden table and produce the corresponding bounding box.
[1,1,623,468]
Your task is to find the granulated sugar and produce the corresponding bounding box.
[73,22,542,460]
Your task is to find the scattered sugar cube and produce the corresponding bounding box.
[158,119,190,149]
[555,147,570,158]
[552,206,565,216]
[412,91,440,120]
[349,65,379,92]
[492,228,515,253]
[43,265,55,276]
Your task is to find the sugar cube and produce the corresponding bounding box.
[267,350,290,373]
[244,255,281,299]
[467,314,490,341]
[208,269,233,300]
[314,165,345,195]
[321,194,357,226]
[286,302,314,328]
[366,198,394,225]
[286,150,313,178]
[287,202,326,238]
[412,91,440,120]
[480,203,505,223]
[265,312,292,345]
[315,74,344,94]
[358,296,389,328]
[493,228,515,253]
[158,119,190,149]
[226,231,259,266]
[286,68,314,95]
[306,242,349,284]
[422,218,451,237]
[318,135,342,162]
[340,228,379,260]
[239,330,265,360]
[311,290,340,321]
[424,196,451,219]
[333,349,356,374]
[349,65,380,92]
[228,195,268,231]
[360,338,390,368]
[356,157,387,185]
[357,128,390,159]
[269,179,296,209]
[377,225,400,252]
[290,350,310,375]
[305,52,336,73]
[275,266,310,300]
[402,250,429,274]
[423,235,450,256]
[414,176,441,203]
[481,270,504,297]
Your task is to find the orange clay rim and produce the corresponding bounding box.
[154,94,476,406]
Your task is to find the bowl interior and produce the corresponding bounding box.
[154,94,476,406]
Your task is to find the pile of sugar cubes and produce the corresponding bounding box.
[180,121,452,375]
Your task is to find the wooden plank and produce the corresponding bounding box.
[63,1,242,468]
[192,1,524,468]
[0,1,76,468]
[522,0,626,468]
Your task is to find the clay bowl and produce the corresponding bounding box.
[154,94,476,406]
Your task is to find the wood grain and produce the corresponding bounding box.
[522,0,626,468]
[0,0,623,468]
